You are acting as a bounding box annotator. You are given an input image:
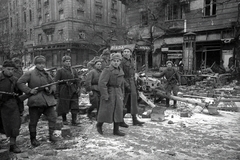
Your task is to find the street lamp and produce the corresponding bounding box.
[183,32,196,74]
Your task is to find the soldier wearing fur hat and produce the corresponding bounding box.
[17,55,59,147]
[152,60,181,108]
[0,60,21,153]
[55,55,81,126]
[96,53,126,136]
[85,57,102,119]
[119,48,144,128]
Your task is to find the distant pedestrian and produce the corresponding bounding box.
[152,61,181,108]
[55,55,81,126]
[96,53,125,136]
[17,55,59,147]
[0,60,21,153]
[85,58,102,119]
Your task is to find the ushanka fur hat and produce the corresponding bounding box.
[110,53,122,60]
[34,55,46,64]
[3,60,16,68]
[62,55,71,62]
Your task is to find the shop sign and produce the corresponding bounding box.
[167,53,182,59]
[110,44,136,51]
[137,45,151,51]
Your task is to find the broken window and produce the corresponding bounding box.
[204,0,216,16]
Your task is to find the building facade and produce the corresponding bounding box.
[124,0,240,73]
[1,0,126,68]
[0,0,9,64]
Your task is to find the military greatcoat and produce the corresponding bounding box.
[120,57,138,114]
[0,72,21,137]
[97,65,124,123]
[55,67,79,115]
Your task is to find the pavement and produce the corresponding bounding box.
[1,104,240,160]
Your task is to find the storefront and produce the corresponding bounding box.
[110,44,151,71]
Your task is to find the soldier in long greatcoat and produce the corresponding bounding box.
[96,53,125,136]
[119,48,144,128]
[0,60,21,153]
[85,58,102,119]
[100,48,110,69]
[17,55,59,147]
[55,55,80,125]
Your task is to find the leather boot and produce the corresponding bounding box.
[72,113,80,126]
[119,109,129,128]
[132,114,144,126]
[173,101,177,108]
[62,114,68,125]
[166,98,170,107]
[96,122,103,135]
[30,132,40,147]
[113,123,125,136]
[9,137,21,153]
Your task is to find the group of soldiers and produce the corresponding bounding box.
[0,47,181,154]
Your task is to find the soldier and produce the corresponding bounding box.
[12,57,24,115]
[17,55,59,147]
[55,55,80,126]
[0,60,21,153]
[119,48,144,128]
[100,48,110,69]
[152,61,181,108]
[96,53,125,136]
[85,58,102,119]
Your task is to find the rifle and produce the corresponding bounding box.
[19,78,81,101]
[0,91,19,96]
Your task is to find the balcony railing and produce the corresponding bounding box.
[164,19,184,32]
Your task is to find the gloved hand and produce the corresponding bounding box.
[30,88,38,95]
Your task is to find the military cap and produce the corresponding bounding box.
[110,53,122,60]
[2,60,16,68]
[12,57,22,63]
[62,55,71,62]
[34,55,46,64]
[166,60,173,66]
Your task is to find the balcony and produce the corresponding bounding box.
[164,19,184,32]
[41,22,55,34]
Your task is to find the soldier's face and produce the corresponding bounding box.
[94,62,102,70]
[15,61,22,68]
[36,62,45,70]
[111,59,121,68]
[3,67,14,76]
[122,49,132,59]
[63,60,71,67]
[167,63,172,68]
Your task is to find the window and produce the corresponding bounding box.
[24,12,27,23]
[45,13,50,22]
[30,29,32,40]
[78,31,85,39]
[29,10,32,21]
[38,0,41,8]
[38,16,42,25]
[38,34,42,43]
[46,34,53,42]
[59,9,64,20]
[10,17,13,27]
[141,11,148,26]
[77,8,84,18]
[204,0,216,16]
[165,4,182,21]
[24,30,27,39]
